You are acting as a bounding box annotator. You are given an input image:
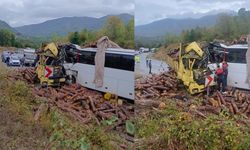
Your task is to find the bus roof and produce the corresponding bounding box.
[73,44,135,55]
[220,43,248,49]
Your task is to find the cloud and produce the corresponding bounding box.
[135,0,249,25]
[0,0,134,27]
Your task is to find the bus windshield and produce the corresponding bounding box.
[227,48,247,64]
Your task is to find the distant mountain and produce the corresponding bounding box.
[167,10,236,19]
[135,14,226,37]
[0,20,17,33]
[15,14,133,37]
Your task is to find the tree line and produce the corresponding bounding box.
[136,8,250,48]
[168,8,250,44]
[0,16,134,49]
[51,16,134,49]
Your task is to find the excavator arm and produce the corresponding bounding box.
[40,43,59,58]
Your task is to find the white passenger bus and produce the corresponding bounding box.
[209,43,250,90]
[63,44,135,100]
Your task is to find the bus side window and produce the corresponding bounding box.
[105,53,134,71]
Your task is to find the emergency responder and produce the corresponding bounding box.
[215,64,225,92]
[135,55,140,63]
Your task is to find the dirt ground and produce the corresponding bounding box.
[0,99,49,150]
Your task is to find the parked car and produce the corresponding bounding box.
[23,48,36,66]
[8,55,21,66]
[139,47,150,53]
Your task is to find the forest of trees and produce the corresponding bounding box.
[0,29,15,46]
[0,16,134,49]
[52,16,134,49]
[136,8,250,48]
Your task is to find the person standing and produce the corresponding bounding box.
[146,57,149,68]
[215,64,224,92]
[149,59,152,74]
[20,55,25,67]
[222,61,228,88]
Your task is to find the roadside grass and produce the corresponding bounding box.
[0,63,130,150]
[136,100,250,150]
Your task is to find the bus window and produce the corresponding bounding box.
[105,53,134,71]
[76,50,134,71]
[227,48,247,63]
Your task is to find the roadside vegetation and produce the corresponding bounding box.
[136,99,250,150]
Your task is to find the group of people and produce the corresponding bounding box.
[215,61,228,93]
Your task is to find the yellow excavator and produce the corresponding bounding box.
[166,42,216,94]
[35,43,66,87]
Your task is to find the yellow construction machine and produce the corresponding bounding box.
[166,42,216,94]
[35,43,66,87]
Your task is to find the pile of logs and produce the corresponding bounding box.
[195,89,250,119]
[166,48,179,58]
[82,36,120,48]
[231,35,247,44]
[32,84,134,126]
[7,68,133,129]
[135,70,178,100]
[135,69,250,120]
[8,68,36,84]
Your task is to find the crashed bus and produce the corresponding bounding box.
[208,43,250,90]
[63,44,135,100]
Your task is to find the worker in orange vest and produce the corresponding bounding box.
[215,64,225,92]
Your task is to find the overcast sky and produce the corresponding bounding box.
[136,0,250,26]
[0,0,134,27]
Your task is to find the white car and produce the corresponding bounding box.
[8,55,21,66]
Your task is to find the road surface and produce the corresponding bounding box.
[135,52,169,76]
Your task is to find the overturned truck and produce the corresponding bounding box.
[165,39,250,94]
[165,42,216,94]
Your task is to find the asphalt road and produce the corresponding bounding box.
[135,52,169,76]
